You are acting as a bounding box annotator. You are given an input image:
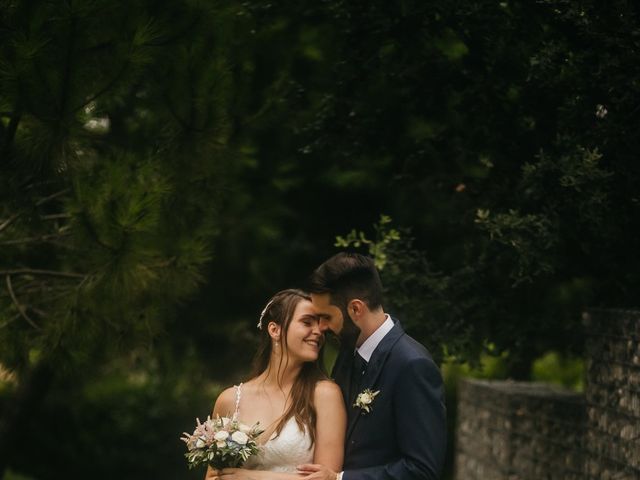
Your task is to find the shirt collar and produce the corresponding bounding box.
[356,314,394,362]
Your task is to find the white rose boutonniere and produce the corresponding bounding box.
[353,388,380,413]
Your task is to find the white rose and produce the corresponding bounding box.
[231,431,249,445]
[239,423,252,434]
[214,430,229,441]
[360,393,372,404]
[196,438,206,449]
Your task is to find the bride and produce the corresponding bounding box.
[205,289,346,480]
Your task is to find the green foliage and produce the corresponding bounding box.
[532,351,584,391]
[3,346,218,479]
[0,0,236,371]
[475,207,557,283]
[3,470,34,480]
[335,215,400,270]
[0,1,239,477]
[303,0,640,375]
[442,352,510,385]
[475,145,614,285]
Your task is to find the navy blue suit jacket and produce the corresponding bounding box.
[332,319,446,480]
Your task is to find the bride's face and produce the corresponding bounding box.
[284,299,323,364]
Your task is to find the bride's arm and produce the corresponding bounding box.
[312,380,346,471]
[297,381,346,480]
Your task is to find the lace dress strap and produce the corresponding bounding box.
[233,382,243,421]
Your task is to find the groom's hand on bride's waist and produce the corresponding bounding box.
[297,463,340,480]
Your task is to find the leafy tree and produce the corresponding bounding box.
[221,0,640,377]
[0,1,238,475]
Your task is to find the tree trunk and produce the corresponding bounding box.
[0,361,54,477]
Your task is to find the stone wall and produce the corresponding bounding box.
[583,309,640,480]
[454,309,640,480]
[455,380,585,480]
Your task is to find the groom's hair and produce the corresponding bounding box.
[308,252,383,311]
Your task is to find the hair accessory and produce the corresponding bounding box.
[257,298,275,330]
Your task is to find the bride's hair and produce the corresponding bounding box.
[251,288,328,447]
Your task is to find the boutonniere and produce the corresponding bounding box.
[353,389,380,413]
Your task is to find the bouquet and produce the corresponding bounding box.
[180,415,263,470]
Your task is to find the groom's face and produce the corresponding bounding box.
[311,293,345,336]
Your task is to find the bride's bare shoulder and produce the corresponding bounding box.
[213,378,263,412]
[314,379,342,403]
[212,385,238,415]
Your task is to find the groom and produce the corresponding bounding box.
[300,252,446,480]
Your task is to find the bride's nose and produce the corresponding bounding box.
[311,320,321,335]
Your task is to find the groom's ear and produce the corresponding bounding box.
[347,299,366,319]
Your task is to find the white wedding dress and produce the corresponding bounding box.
[233,384,314,473]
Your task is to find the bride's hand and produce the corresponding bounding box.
[205,467,220,480]
[220,467,265,480]
[297,464,338,480]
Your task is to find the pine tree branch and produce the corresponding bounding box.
[36,289,75,304]
[24,179,62,191]
[0,231,71,245]
[0,191,69,234]
[0,313,21,330]
[77,211,116,251]
[0,282,75,306]
[40,214,71,221]
[18,284,71,294]
[28,306,49,319]
[0,269,85,279]
[0,213,20,234]
[5,275,41,330]
[144,17,200,47]
[36,189,71,206]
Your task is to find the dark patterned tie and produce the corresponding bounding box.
[350,352,367,404]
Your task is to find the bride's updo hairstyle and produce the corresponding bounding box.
[252,288,327,447]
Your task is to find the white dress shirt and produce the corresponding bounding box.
[356,314,394,362]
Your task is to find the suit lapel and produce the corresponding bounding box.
[346,319,405,440]
[332,345,354,405]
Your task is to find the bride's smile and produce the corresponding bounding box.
[283,300,324,363]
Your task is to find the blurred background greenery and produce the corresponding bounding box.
[1,0,638,478]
